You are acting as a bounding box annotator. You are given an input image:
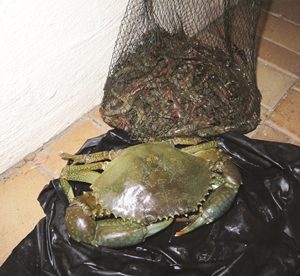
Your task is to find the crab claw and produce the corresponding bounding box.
[92,218,173,248]
[65,200,173,248]
[175,180,239,237]
[65,201,97,243]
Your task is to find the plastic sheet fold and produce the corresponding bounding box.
[1,129,300,276]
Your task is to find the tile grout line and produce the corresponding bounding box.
[263,9,300,27]
[294,84,300,93]
[36,163,57,181]
[253,74,300,139]
[83,112,102,128]
[258,104,272,126]
[257,57,299,79]
[78,107,112,131]
[264,120,300,144]
[30,111,108,185]
[260,36,300,56]
[0,108,103,181]
[86,110,114,133]
[265,77,300,117]
[86,113,103,127]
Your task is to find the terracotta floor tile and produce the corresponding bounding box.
[269,89,300,138]
[260,105,270,121]
[256,62,296,108]
[251,123,289,143]
[88,106,101,121]
[257,38,300,76]
[88,106,112,132]
[293,79,300,92]
[262,0,300,25]
[34,120,103,178]
[290,139,300,147]
[258,12,300,53]
[243,104,268,138]
[0,165,50,264]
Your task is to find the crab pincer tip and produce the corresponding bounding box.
[60,152,69,159]
[174,230,184,237]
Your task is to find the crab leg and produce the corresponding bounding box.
[61,140,218,165]
[175,158,241,237]
[65,201,173,248]
[60,163,104,202]
[166,136,205,146]
[60,178,75,201]
[175,181,239,237]
[60,167,102,203]
[180,140,219,154]
[60,149,122,164]
[64,161,110,172]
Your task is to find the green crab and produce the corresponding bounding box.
[60,139,241,248]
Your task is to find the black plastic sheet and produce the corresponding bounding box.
[1,129,300,276]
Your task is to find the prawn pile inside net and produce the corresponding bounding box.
[101,0,262,140]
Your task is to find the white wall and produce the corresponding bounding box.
[0,0,127,174]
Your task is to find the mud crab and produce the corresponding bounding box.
[60,139,241,248]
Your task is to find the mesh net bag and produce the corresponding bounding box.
[100,0,262,141]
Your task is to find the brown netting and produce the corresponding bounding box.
[100,0,262,141]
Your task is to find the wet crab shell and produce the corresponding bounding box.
[91,142,218,225]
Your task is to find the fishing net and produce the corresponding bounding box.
[100,0,262,141]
